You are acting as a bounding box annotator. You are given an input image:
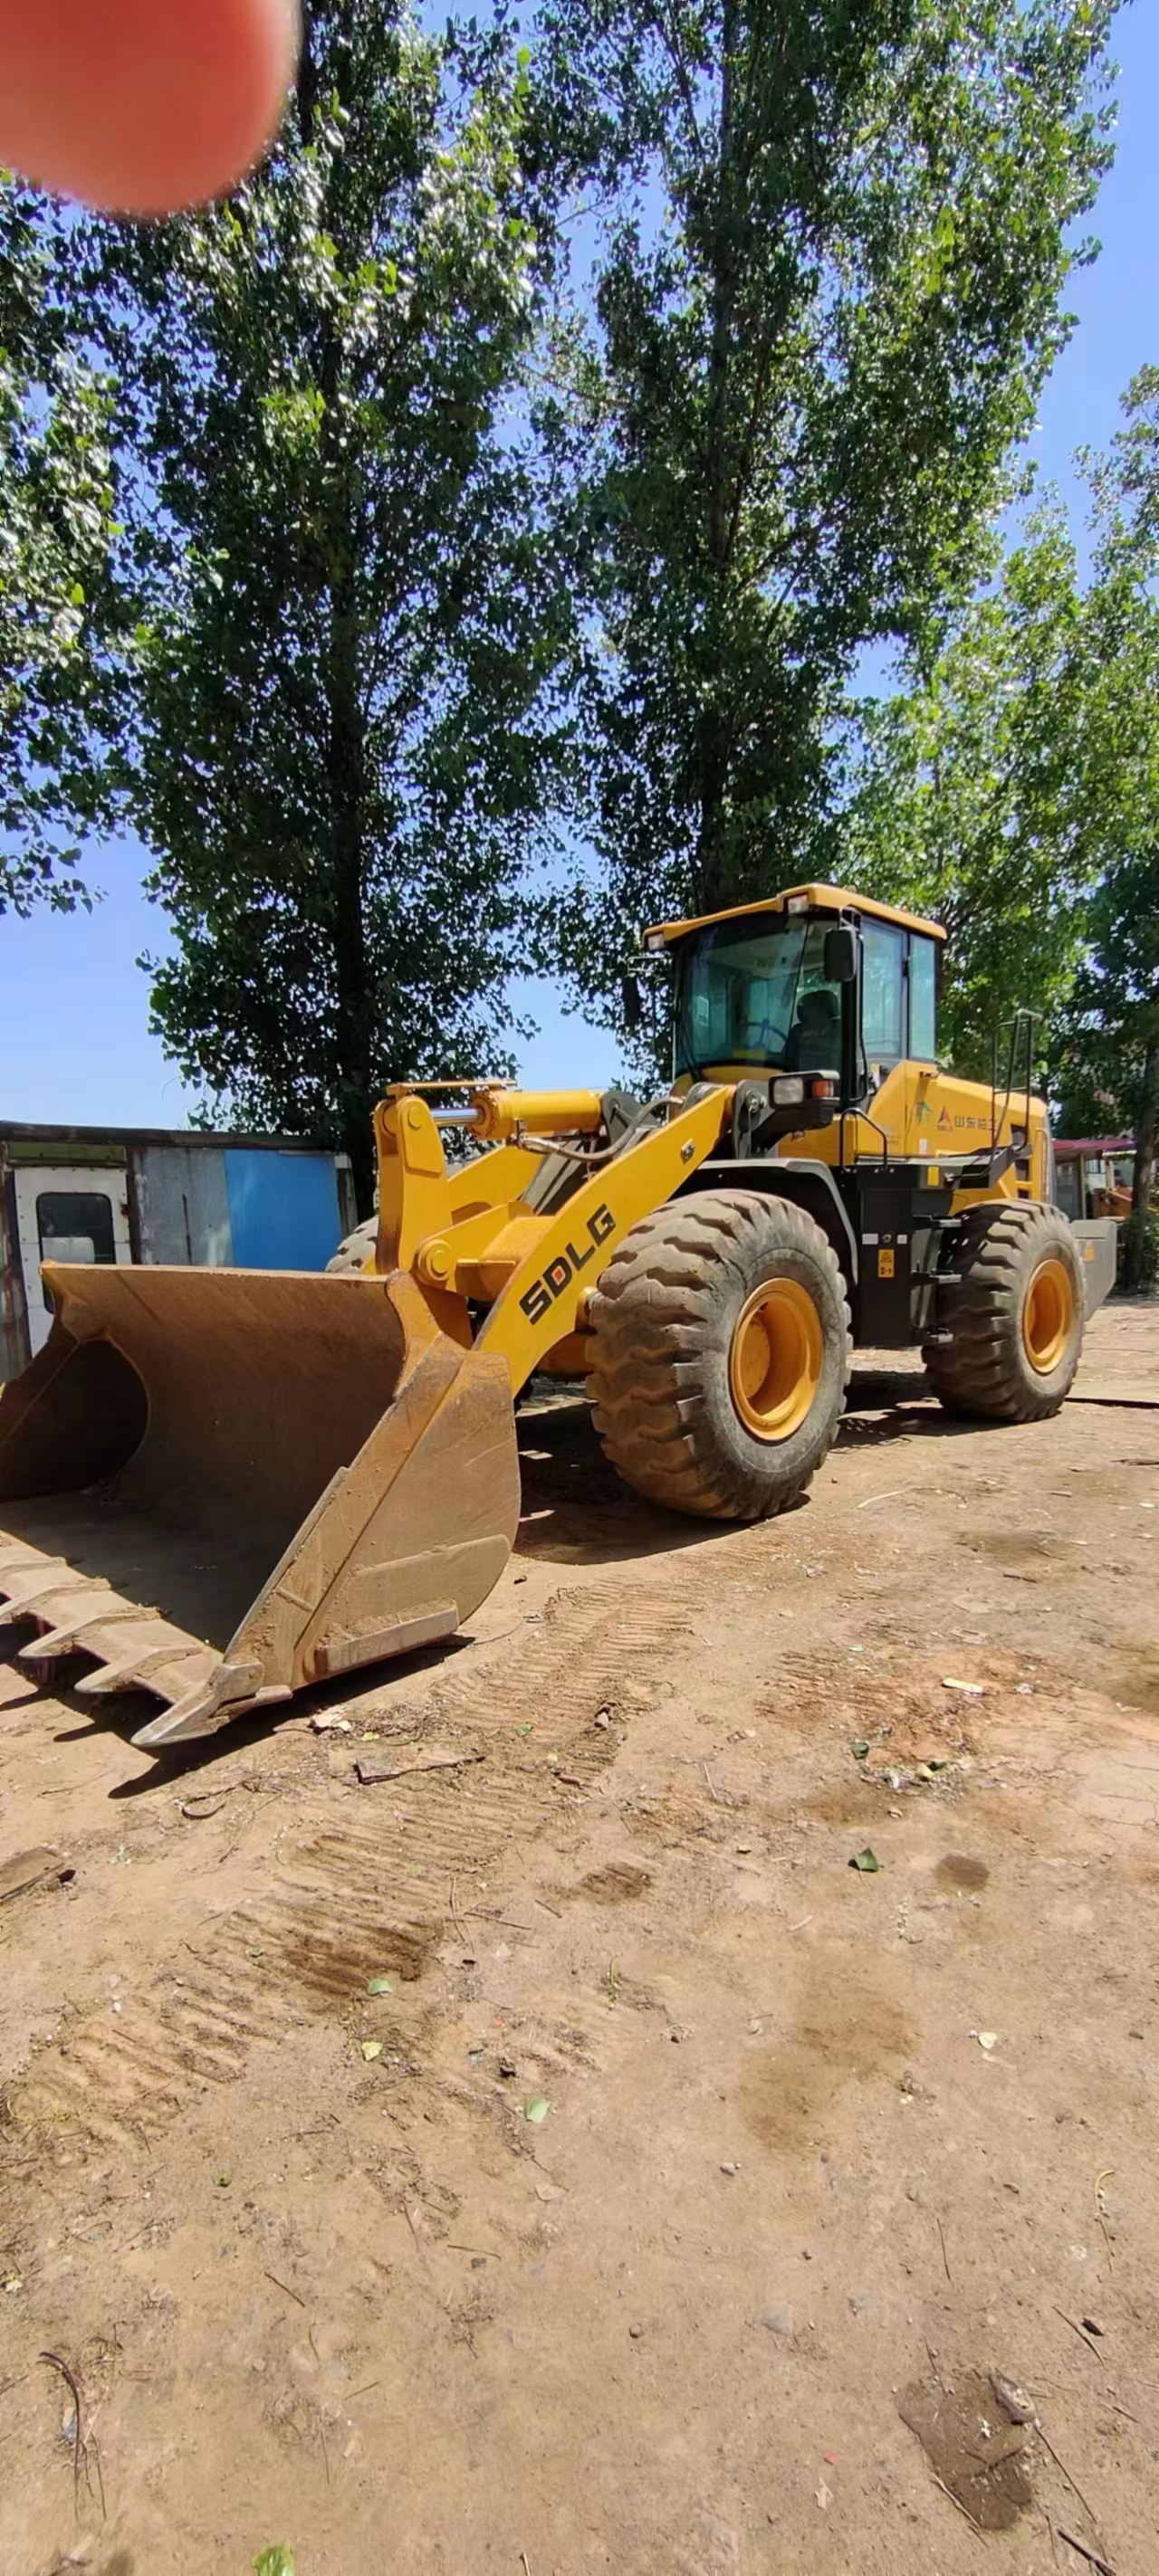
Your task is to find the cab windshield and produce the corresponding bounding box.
[673,916,843,1079]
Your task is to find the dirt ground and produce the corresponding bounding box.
[2,1300,1158,2576]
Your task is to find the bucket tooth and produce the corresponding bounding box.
[0,1560,75,1612]
[0,1535,230,1711]
[0,1545,45,1577]
[130,1665,285,1751]
[75,1646,198,1700]
[17,1598,156,1660]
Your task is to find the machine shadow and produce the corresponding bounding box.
[0,1374,994,1785]
[512,1374,986,1567]
[0,1613,500,1791]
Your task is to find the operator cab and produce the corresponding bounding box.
[647,884,943,1113]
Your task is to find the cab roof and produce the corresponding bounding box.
[643,883,946,948]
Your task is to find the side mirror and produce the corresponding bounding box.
[823,924,857,985]
[621,972,644,1032]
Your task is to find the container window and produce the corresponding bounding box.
[35,1190,117,1310]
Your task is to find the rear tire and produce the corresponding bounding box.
[326,1216,378,1275]
[924,1201,1084,1422]
[587,1190,850,1522]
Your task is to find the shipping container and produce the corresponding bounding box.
[0,1121,356,1379]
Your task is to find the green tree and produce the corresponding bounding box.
[1054,854,1159,1287]
[0,180,125,917]
[1052,367,1159,1289]
[842,362,1159,1291]
[842,504,1092,1076]
[86,2,570,1210]
[532,0,1117,1049]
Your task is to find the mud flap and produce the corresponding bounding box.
[0,1264,521,1747]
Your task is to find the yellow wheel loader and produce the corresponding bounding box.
[0,884,1116,1751]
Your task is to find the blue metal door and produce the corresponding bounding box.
[223,1150,341,1271]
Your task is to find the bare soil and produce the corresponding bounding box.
[2,1301,1158,2576]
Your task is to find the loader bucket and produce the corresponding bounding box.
[0,1263,521,1749]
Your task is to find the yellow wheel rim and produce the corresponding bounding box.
[1021,1255,1075,1375]
[729,1275,823,1441]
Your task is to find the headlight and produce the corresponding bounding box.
[771,1076,805,1105]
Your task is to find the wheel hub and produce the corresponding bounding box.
[1021,1255,1075,1375]
[729,1276,822,1441]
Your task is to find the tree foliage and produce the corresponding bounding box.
[1055,851,1159,1285]
[842,505,1092,1077]
[1052,367,1159,1288]
[0,181,124,917]
[532,0,1118,1049]
[84,1,570,1207]
[841,362,1159,1291]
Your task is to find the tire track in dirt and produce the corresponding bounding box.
[8,1584,693,2157]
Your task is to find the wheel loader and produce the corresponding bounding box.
[0,883,1116,1752]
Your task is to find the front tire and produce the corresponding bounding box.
[587,1190,851,1522]
[924,1201,1085,1422]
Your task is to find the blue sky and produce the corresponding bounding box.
[1,1,1154,1127]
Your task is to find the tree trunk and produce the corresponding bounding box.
[295,0,320,145]
[293,7,378,1217]
[693,0,741,914]
[328,562,375,1219]
[323,462,375,1214]
[1123,1033,1159,1293]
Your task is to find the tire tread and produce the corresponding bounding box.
[923,1201,1084,1422]
[588,1189,851,1521]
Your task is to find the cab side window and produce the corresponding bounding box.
[860,921,905,1064]
[908,935,937,1062]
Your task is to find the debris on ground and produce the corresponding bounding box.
[899,2366,1034,2531]
[991,2371,1039,2427]
[1058,2530,1117,2574]
[0,1846,74,1903]
[37,2351,87,2514]
[849,1846,881,1873]
[355,1741,483,1785]
[177,1780,248,1821]
[870,1756,957,1791]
